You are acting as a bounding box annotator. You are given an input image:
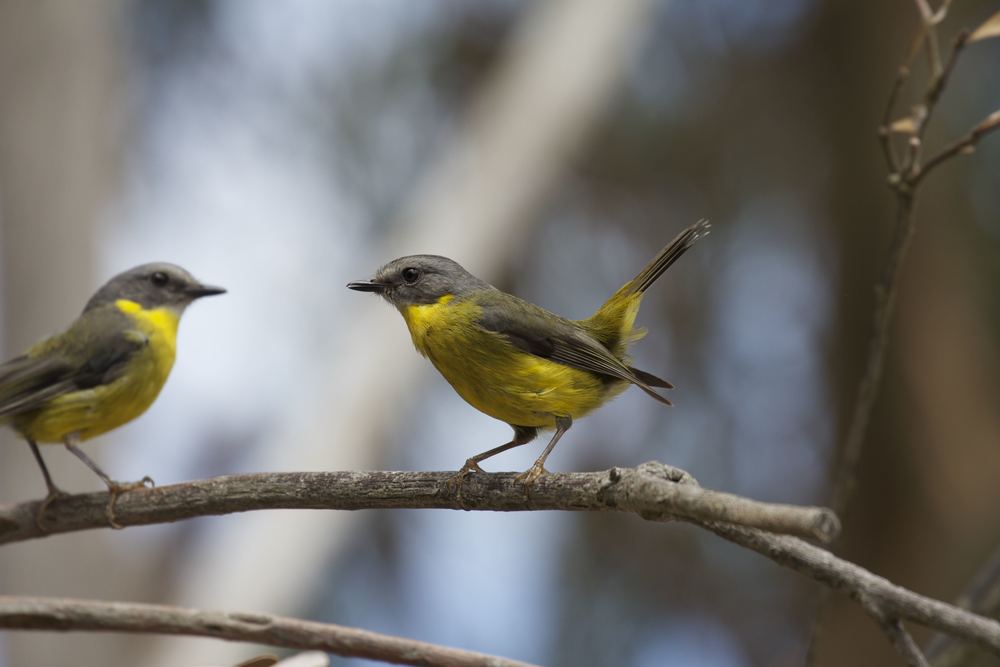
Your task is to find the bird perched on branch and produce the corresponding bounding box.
[348,219,709,484]
[0,263,225,526]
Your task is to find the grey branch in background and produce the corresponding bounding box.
[0,597,537,667]
[708,523,1000,656]
[861,593,931,667]
[927,541,1000,666]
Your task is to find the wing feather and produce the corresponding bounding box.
[0,307,145,418]
[476,295,672,406]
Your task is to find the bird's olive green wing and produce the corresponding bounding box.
[0,355,78,418]
[0,307,146,418]
[475,294,672,406]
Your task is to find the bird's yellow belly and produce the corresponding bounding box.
[20,305,178,443]
[404,301,619,428]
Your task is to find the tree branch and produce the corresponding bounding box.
[910,30,966,150]
[861,594,931,667]
[836,6,972,533]
[926,541,1000,666]
[829,192,916,520]
[2,463,997,659]
[879,64,911,171]
[809,6,1000,661]
[0,462,839,545]
[0,596,537,667]
[706,522,1000,656]
[912,109,1000,185]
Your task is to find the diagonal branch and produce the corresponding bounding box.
[707,523,1000,656]
[861,594,931,667]
[912,109,1000,185]
[910,30,967,148]
[0,462,840,545]
[829,193,916,520]
[0,596,537,667]
[926,541,1000,666]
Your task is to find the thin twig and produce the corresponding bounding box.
[912,31,967,144]
[0,462,840,545]
[879,20,966,183]
[903,29,969,177]
[926,542,1000,666]
[706,522,1000,656]
[912,109,1000,185]
[861,594,932,667]
[0,596,536,667]
[879,65,911,172]
[830,192,916,519]
[913,0,943,78]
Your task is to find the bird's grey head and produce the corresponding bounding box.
[84,262,226,313]
[347,255,491,309]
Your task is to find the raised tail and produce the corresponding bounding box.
[587,219,710,341]
[618,219,711,297]
[577,220,709,403]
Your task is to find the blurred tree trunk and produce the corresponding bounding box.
[813,3,912,662]
[819,1,1000,665]
[0,2,147,666]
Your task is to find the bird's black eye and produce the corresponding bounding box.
[401,267,421,284]
[150,271,169,287]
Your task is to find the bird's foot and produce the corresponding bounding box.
[103,476,155,529]
[34,487,70,532]
[458,458,486,476]
[514,463,549,489]
[445,459,487,497]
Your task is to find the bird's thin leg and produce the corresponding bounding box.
[447,425,538,497]
[515,416,572,487]
[27,439,60,495]
[64,434,154,529]
[457,425,538,475]
[27,439,67,530]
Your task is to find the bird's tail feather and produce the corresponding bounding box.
[630,366,674,389]
[585,220,710,350]
[618,219,711,298]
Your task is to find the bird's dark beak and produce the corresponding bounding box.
[347,280,387,294]
[186,283,227,299]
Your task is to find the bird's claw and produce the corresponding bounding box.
[458,459,486,476]
[103,476,155,529]
[34,487,69,532]
[445,459,486,497]
[514,463,549,489]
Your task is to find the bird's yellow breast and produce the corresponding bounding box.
[22,299,179,443]
[400,296,614,428]
[401,294,456,356]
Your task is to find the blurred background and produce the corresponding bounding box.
[0,1,998,665]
